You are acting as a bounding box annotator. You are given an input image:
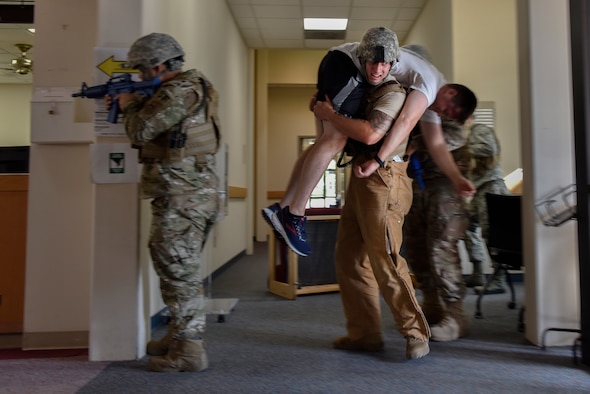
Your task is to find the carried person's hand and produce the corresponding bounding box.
[309,90,319,111]
[453,176,476,197]
[354,159,380,178]
[313,95,335,120]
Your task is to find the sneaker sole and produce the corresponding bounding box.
[262,208,284,240]
[270,212,309,257]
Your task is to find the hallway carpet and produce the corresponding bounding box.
[1,242,588,393]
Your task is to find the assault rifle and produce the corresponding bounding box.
[72,73,161,123]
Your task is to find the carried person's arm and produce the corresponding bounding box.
[356,90,428,177]
[420,120,476,197]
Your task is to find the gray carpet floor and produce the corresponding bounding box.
[1,241,588,393]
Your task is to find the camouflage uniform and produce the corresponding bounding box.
[124,69,220,340]
[334,75,431,349]
[464,124,509,287]
[403,120,470,316]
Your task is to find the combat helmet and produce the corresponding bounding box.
[127,32,185,69]
[358,27,400,64]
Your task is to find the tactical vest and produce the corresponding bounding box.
[470,124,501,178]
[139,74,220,164]
[338,80,406,166]
[408,120,473,182]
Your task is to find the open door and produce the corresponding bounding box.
[569,0,590,366]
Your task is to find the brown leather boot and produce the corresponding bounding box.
[148,338,208,372]
[430,301,470,342]
[420,289,445,325]
[146,327,173,356]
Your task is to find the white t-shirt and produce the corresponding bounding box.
[333,43,445,124]
[390,47,446,124]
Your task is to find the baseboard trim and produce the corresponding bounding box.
[22,331,88,350]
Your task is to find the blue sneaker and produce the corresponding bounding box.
[271,206,312,257]
[262,203,283,239]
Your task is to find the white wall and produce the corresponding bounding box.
[406,0,521,176]
[23,0,98,351]
[453,0,521,174]
[404,0,454,80]
[0,85,32,146]
[517,0,579,346]
[139,0,252,272]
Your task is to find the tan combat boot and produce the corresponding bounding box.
[430,301,470,342]
[420,289,445,325]
[148,338,208,372]
[146,327,173,356]
[406,336,430,359]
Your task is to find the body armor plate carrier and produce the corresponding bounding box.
[139,74,220,164]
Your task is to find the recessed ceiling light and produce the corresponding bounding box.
[304,18,348,31]
[27,28,35,34]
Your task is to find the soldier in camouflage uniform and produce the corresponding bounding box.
[403,119,472,342]
[107,33,220,372]
[463,121,510,294]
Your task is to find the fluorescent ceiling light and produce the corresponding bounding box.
[304,18,348,31]
[28,28,35,34]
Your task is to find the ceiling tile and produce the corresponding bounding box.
[253,5,301,18]
[0,1,429,84]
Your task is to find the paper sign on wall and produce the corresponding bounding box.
[90,143,141,184]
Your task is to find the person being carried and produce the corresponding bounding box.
[263,41,477,257]
[261,31,372,256]
[105,33,220,372]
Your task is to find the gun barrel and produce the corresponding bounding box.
[74,85,109,99]
[72,82,88,98]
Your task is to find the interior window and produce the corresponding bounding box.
[300,136,346,209]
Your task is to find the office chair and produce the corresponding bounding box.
[474,193,523,330]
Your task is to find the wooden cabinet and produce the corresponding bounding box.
[0,174,27,333]
[267,209,340,300]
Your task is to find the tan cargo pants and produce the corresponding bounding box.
[334,161,430,341]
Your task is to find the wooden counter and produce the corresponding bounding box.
[0,174,28,333]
